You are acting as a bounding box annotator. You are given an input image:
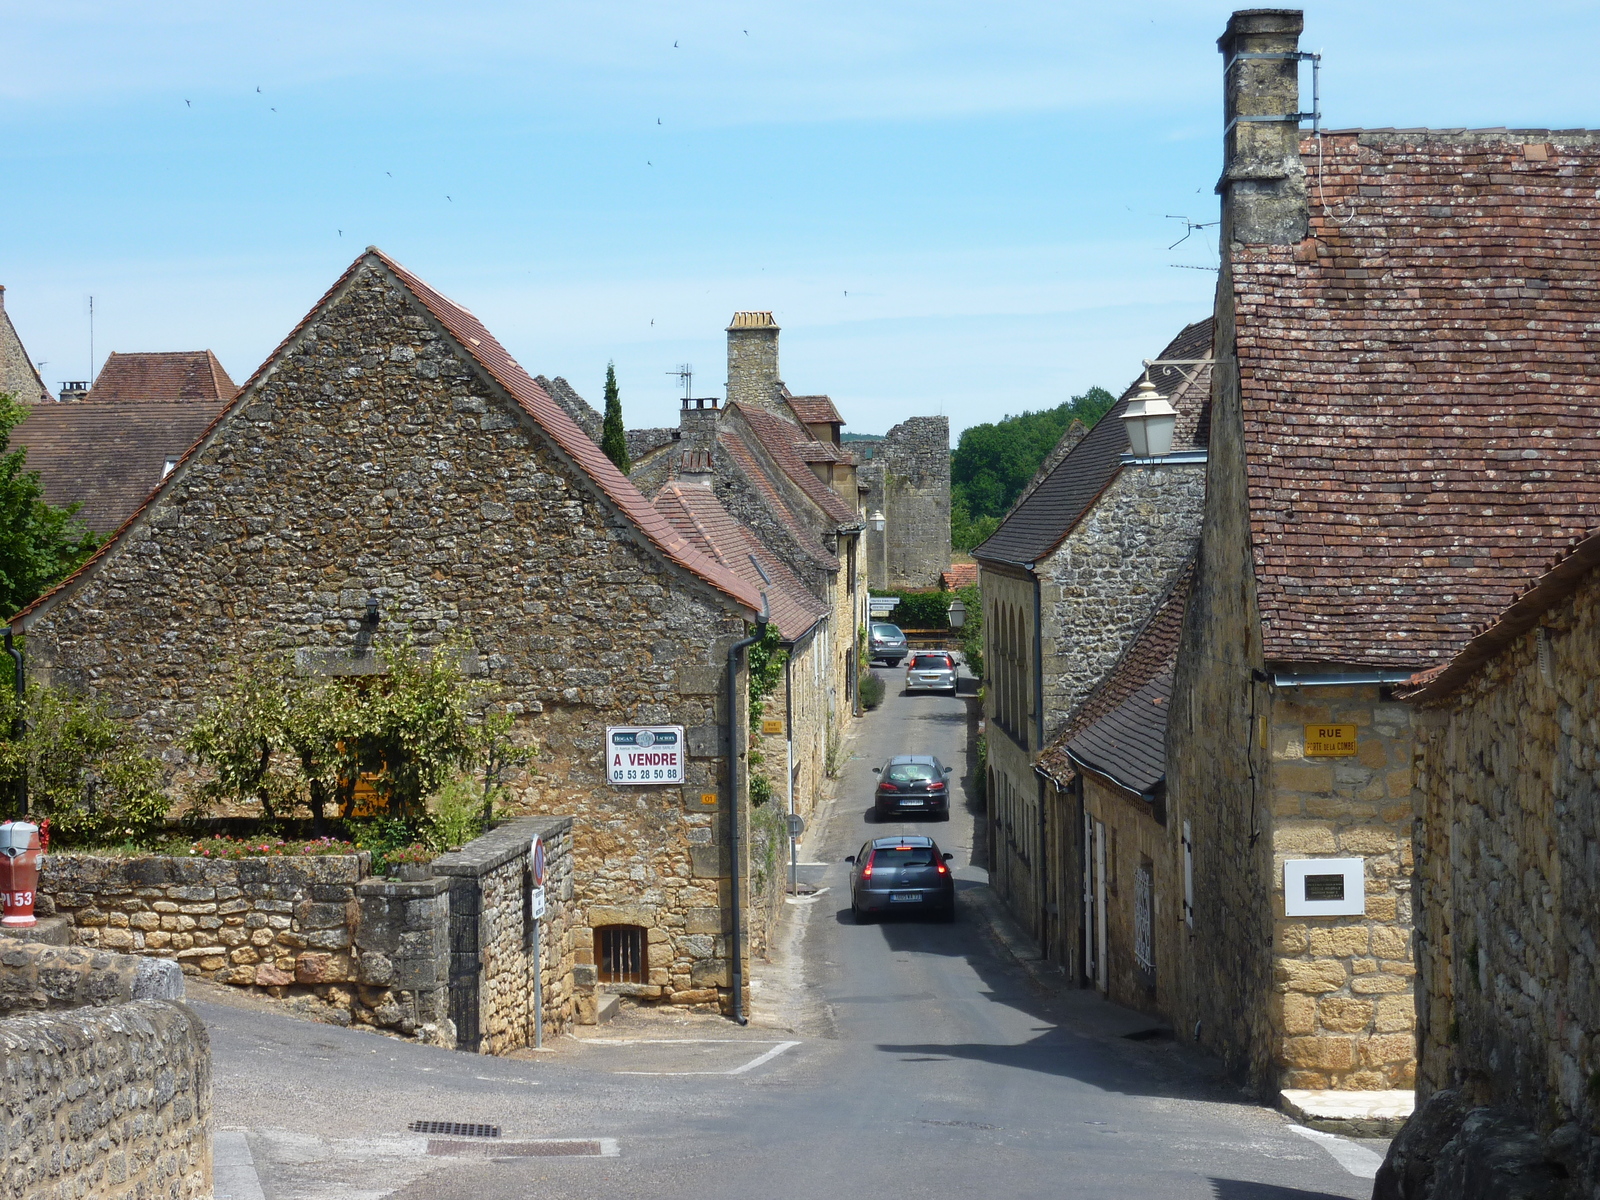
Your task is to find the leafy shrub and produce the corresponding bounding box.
[189,835,354,860]
[870,589,951,630]
[750,770,775,807]
[426,773,484,851]
[955,581,983,678]
[0,684,167,847]
[188,635,532,828]
[859,670,886,710]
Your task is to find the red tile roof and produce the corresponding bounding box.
[1036,561,1191,788]
[786,395,844,426]
[730,402,859,525]
[11,400,228,534]
[1237,131,1600,668]
[940,564,977,590]
[653,481,829,643]
[793,440,846,463]
[88,351,236,403]
[716,431,840,571]
[13,249,761,625]
[1400,525,1600,703]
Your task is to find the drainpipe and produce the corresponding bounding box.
[785,655,796,895]
[727,595,769,1027]
[4,628,24,817]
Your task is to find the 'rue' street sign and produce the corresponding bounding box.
[607,725,686,784]
[1304,724,1358,757]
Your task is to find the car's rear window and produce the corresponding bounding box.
[886,762,938,784]
[872,624,903,638]
[911,654,952,669]
[871,846,938,868]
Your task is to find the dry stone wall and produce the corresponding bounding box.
[857,416,951,590]
[0,999,211,1200]
[18,257,750,1012]
[1393,565,1600,1196]
[0,942,184,1016]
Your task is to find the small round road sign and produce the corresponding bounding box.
[530,836,546,888]
[785,813,805,839]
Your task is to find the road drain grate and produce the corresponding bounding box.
[428,1139,603,1158]
[409,1121,501,1138]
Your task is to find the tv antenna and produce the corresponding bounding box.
[1165,215,1219,250]
[666,363,692,399]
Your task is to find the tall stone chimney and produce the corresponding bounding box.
[725,311,780,410]
[1217,10,1309,245]
[677,395,721,451]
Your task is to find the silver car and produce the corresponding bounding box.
[904,651,958,695]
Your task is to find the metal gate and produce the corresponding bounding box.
[448,879,481,1052]
[1134,859,1155,981]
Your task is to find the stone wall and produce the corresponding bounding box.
[857,416,951,590]
[725,322,780,411]
[0,999,211,1200]
[1388,564,1600,1196]
[1082,774,1177,1021]
[1165,279,1278,1093]
[1038,463,1204,742]
[1268,685,1417,1091]
[18,255,752,1013]
[434,816,575,1053]
[0,942,184,1016]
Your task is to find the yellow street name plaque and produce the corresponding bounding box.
[1304,724,1358,757]
[760,718,785,735]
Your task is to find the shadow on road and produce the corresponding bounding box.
[1208,1182,1356,1200]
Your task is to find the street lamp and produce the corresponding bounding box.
[1120,374,1178,458]
[869,509,885,532]
[947,597,967,629]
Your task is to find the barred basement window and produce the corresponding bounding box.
[596,925,646,984]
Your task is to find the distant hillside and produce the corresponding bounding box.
[841,432,883,441]
[951,388,1116,551]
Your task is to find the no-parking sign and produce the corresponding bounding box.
[530,835,546,888]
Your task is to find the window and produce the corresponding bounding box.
[910,653,953,670]
[1134,858,1155,981]
[596,925,646,984]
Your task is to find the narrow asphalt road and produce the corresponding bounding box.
[197,661,1381,1200]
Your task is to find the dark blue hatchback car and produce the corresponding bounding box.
[846,835,955,922]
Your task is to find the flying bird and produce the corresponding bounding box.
[657,118,662,124]
[270,107,276,112]
[446,195,452,201]
[338,230,342,236]
[674,40,678,47]
[185,99,191,107]
[386,171,392,177]
[256,86,261,93]
[647,161,652,167]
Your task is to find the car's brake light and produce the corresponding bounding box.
[894,845,912,851]
[877,781,898,792]
[937,861,948,874]
[928,780,945,790]
[862,853,873,879]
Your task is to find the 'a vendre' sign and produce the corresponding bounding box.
[606,726,686,785]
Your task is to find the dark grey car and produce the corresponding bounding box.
[847,835,955,921]
[872,754,953,820]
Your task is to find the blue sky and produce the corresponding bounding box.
[4,2,1598,440]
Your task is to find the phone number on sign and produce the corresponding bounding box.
[617,768,681,782]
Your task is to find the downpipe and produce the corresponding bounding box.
[4,628,24,817]
[727,595,769,1027]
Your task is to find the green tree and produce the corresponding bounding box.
[0,393,99,615]
[600,362,630,473]
[0,683,167,845]
[949,387,1116,550]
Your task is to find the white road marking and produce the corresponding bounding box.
[605,1039,802,1076]
[1285,1124,1384,1179]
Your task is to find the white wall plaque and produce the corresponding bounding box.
[1284,858,1366,917]
[606,725,686,785]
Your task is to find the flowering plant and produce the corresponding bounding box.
[189,835,355,860]
[379,842,434,870]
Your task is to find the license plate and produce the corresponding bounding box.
[890,892,920,902]
[901,798,925,805]
[919,674,942,681]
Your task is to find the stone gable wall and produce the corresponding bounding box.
[1165,290,1278,1094]
[1038,463,1204,744]
[1412,568,1600,1132]
[0,999,211,1200]
[20,260,750,1011]
[1268,685,1418,1091]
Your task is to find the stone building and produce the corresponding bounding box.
[11,247,776,1016]
[0,284,52,404]
[1035,564,1190,1022]
[1375,529,1600,1197]
[11,349,238,534]
[653,455,832,950]
[855,416,952,590]
[1166,8,1600,1106]
[630,314,878,768]
[972,318,1211,963]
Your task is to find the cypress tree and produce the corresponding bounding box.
[600,362,630,473]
